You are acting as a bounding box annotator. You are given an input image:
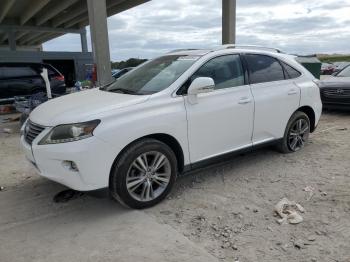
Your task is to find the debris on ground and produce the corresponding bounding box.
[274,198,305,225]
[304,185,315,200]
[1,116,20,123]
[53,189,84,203]
[2,128,13,134]
[293,239,306,249]
[0,186,4,191]
[337,127,348,131]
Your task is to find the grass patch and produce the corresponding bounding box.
[318,55,350,63]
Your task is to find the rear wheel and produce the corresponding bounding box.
[277,111,310,153]
[110,139,177,209]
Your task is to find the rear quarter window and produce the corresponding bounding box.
[245,54,285,84]
[281,62,302,79]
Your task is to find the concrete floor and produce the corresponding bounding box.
[0,117,217,262]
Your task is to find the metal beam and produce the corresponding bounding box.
[80,28,88,52]
[64,13,87,28]
[51,0,86,27]
[19,32,44,45]
[0,25,81,34]
[20,0,50,25]
[28,32,61,45]
[36,0,80,25]
[107,0,150,16]
[61,0,125,29]
[0,0,16,23]
[87,0,113,86]
[33,33,63,45]
[79,0,150,28]
[222,0,236,44]
[15,31,27,40]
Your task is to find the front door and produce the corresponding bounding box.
[184,55,254,163]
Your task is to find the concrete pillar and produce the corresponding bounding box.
[87,0,113,86]
[8,30,16,51]
[80,28,88,52]
[222,0,236,45]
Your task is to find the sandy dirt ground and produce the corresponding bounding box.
[0,111,349,262]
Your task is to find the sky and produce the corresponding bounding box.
[43,0,350,61]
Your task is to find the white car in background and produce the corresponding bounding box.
[21,45,322,209]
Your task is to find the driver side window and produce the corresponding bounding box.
[180,55,244,95]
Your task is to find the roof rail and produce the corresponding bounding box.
[167,48,200,53]
[217,44,283,53]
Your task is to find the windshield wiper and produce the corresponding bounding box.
[108,88,138,95]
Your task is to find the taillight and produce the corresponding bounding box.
[53,75,65,81]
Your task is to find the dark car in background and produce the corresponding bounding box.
[0,63,66,104]
[319,65,350,109]
[112,67,134,79]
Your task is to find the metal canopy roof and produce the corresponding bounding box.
[0,0,149,47]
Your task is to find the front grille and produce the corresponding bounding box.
[322,88,350,98]
[24,121,45,145]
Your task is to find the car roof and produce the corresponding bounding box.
[167,49,212,56]
[167,45,283,57]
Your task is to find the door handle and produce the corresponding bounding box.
[288,89,298,95]
[238,97,252,105]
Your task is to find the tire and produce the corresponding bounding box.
[109,138,177,209]
[277,111,311,154]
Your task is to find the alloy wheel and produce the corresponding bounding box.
[126,151,171,202]
[288,119,309,151]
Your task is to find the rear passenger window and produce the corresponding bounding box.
[282,62,301,79]
[1,67,37,78]
[245,54,285,84]
[191,55,244,90]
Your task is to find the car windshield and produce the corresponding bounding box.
[102,55,199,95]
[337,65,350,77]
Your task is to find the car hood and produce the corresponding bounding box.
[320,76,350,88]
[30,88,150,126]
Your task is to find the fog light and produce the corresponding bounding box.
[62,160,79,172]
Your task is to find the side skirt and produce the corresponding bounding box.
[181,139,282,175]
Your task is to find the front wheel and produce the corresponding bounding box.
[110,139,177,209]
[277,111,310,153]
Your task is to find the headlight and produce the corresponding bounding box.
[39,120,100,145]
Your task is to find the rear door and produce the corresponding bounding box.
[244,54,301,144]
[184,54,254,163]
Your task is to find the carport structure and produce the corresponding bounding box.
[0,0,236,85]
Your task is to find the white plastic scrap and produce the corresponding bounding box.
[304,186,315,200]
[274,198,305,225]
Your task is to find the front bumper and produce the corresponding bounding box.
[320,88,350,109]
[20,129,117,191]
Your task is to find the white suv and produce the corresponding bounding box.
[21,45,322,208]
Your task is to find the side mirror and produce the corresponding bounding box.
[187,77,215,104]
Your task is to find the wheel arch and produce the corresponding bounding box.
[297,106,316,133]
[109,133,185,185]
